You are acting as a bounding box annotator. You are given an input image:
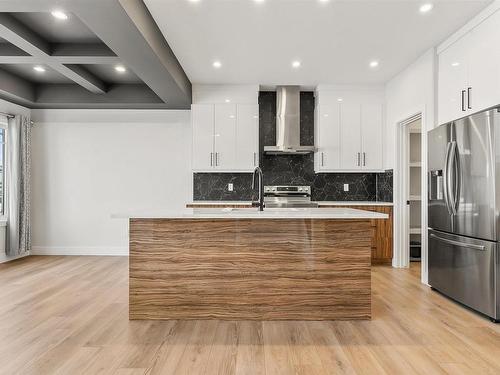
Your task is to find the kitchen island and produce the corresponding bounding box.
[121,207,388,321]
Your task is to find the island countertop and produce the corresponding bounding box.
[186,200,394,207]
[113,207,388,220]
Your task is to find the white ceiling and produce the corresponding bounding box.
[145,0,491,86]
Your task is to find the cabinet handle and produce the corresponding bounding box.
[210,152,213,167]
[253,152,256,167]
[357,152,361,166]
[363,152,366,167]
[321,152,324,167]
[461,90,466,111]
[215,152,219,166]
[467,87,472,110]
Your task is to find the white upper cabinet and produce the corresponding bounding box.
[340,101,362,170]
[315,87,384,173]
[468,10,500,113]
[361,103,383,170]
[438,9,500,125]
[192,104,215,171]
[214,104,237,170]
[316,102,340,171]
[438,33,470,125]
[191,103,259,172]
[235,104,259,171]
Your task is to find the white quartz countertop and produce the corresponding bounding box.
[187,201,393,206]
[317,201,393,206]
[112,207,389,220]
[187,201,253,206]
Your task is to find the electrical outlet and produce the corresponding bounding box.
[228,183,234,192]
[343,184,349,192]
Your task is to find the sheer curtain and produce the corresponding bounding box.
[6,115,32,256]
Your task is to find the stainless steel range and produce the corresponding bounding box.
[264,186,318,208]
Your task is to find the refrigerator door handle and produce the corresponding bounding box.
[451,141,461,214]
[429,233,485,251]
[446,141,459,215]
[443,142,453,215]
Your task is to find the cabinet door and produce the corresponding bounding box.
[340,101,361,170]
[438,34,470,125]
[468,10,500,114]
[317,102,340,170]
[192,104,214,171]
[361,103,383,170]
[214,104,237,170]
[235,104,259,171]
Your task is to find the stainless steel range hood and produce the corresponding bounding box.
[264,86,316,155]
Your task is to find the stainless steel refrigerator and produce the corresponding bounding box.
[428,107,500,322]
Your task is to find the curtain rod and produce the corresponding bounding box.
[0,111,34,125]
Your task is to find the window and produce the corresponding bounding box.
[0,116,6,216]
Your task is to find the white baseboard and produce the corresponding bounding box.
[0,252,30,263]
[31,246,128,256]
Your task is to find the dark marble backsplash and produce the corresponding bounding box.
[376,169,393,202]
[193,91,393,202]
[193,170,393,202]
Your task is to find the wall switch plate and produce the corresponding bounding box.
[343,184,349,192]
[228,183,234,192]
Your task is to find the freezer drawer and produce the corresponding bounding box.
[428,229,498,319]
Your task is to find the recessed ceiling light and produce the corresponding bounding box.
[188,0,201,3]
[292,60,301,68]
[213,60,222,69]
[369,60,379,68]
[33,66,46,73]
[419,3,434,13]
[51,10,68,20]
[114,65,127,73]
[254,0,265,3]
[451,62,460,67]
[319,0,330,3]
[225,99,231,103]
[337,98,343,102]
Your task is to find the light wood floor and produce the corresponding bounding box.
[1,257,500,375]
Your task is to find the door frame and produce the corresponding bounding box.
[394,108,429,285]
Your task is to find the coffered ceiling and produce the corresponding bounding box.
[0,0,192,109]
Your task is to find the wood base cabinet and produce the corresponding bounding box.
[320,205,393,264]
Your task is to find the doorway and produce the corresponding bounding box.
[407,119,422,271]
[394,111,428,284]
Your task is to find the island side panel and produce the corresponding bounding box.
[129,218,372,320]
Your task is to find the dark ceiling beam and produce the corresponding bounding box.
[0,68,35,106]
[0,13,107,94]
[33,83,168,109]
[0,55,121,64]
[71,0,192,108]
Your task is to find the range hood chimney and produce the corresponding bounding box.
[263,86,316,155]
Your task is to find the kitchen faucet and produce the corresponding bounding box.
[252,166,264,211]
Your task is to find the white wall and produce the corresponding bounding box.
[30,109,192,256]
[192,84,259,104]
[0,99,31,263]
[385,49,436,169]
[385,48,436,284]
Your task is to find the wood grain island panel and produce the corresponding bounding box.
[129,218,372,320]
